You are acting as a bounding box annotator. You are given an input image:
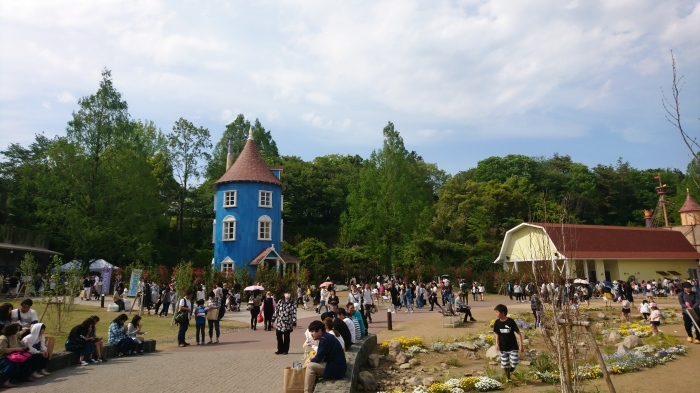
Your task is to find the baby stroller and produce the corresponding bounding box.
[227,293,241,312]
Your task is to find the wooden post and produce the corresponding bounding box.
[387,310,392,330]
[585,325,616,393]
[560,321,573,393]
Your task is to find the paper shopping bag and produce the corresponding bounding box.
[45,336,56,359]
[283,366,305,393]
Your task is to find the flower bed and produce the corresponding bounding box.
[617,322,652,337]
[380,336,426,352]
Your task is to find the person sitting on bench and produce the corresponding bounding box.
[455,296,476,322]
[304,320,347,393]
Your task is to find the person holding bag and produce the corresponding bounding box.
[273,292,297,355]
[20,323,50,379]
[0,323,33,387]
[206,291,220,344]
[249,290,262,331]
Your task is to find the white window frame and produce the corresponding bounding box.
[212,219,216,243]
[258,215,272,240]
[259,190,272,208]
[223,190,237,207]
[221,257,234,273]
[222,215,236,241]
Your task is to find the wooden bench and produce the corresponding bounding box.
[442,312,463,328]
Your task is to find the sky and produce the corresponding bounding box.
[1,0,699,176]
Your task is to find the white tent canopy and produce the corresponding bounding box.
[56,259,115,272]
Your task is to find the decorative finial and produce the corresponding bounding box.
[248,126,253,141]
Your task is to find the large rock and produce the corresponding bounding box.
[485,345,500,360]
[407,377,421,386]
[399,363,411,370]
[395,352,408,364]
[385,354,396,363]
[597,312,608,320]
[409,358,420,366]
[358,371,378,392]
[616,343,630,355]
[458,342,477,351]
[422,377,436,386]
[368,354,380,368]
[623,334,641,348]
[607,331,622,342]
[388,341,402,356]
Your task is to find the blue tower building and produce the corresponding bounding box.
[213,129,299,277]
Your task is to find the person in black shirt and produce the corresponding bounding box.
[492,304,523,382]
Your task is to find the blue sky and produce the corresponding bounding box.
[1,0,699,175]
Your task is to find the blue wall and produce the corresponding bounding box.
[213,181,283,273]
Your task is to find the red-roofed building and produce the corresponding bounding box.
[494,222,700,282]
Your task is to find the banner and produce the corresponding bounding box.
[128,269,142,297]
[101,267,112,295]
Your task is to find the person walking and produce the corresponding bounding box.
[262,292,276,331]
[362,284,374,322]
[679,281,700,344]
[249,290,262,330]
[207,291,220,344]
[273,292,297,355]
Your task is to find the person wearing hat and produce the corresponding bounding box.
[678,281,700,344]
[649,302,661,336]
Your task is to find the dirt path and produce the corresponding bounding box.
[373,295,699,393]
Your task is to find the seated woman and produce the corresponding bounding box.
[0,323,33,387]
[20,323,51,378]
[126,315,145,355]
[113,285,126,312]
[108,314,134,356]
[323,317,345,350]
[0,303,14,329]
[455,297,476,322]
[65,318,96,366]
[87,315,105,362]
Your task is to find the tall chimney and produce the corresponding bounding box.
[643,209,654,227]
[226,139,233,171]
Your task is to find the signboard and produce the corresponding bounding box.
[101,267,112,295]
[128,269,142,297]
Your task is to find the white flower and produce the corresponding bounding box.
[445,378,461,387]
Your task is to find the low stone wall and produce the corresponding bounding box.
[314,334,377,393]
[48,339,157,372]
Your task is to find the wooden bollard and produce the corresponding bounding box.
[387,310,392,330]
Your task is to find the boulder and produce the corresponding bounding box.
[409,358,420,366]
[358,371,378,392]
[623,334,641,348]
[385,354,396,363]
[368,354,380,368]
[395,352,408,364]
[465,351,480,360]
[485,345,500,360]
[607,331,622,342]
[597,312,608,320]
[388,341,402,356]
[399,363,411,370]
[422,377,436,386]
[616,343,630,355]
[458,342,477,351]
[407,377,421,386]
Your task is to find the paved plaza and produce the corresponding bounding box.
[11,297,506,392]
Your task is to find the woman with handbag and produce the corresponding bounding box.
[20,322,50,378]
[262,292,276,331]
[0,323,33,387]
[249,290,262,330]
[206,291,221,343]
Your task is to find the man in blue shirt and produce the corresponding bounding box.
[305,320,346,393]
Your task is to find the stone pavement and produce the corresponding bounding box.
[12,296,512,392]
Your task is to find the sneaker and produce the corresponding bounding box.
[96,358,103,362]
[40,370,51,376]
[214,339,219,344]
[31,372,44,379]
[80,360,90,366]
[90,358,98,363]
[117,352,124,357]
[196,342,201,345]
[178,344,186,347]
[101,357,108,362]
[207,341,212,345]
[688,337,693,343]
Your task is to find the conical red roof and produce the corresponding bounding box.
[215,139,281,186]
[678,189,700,213]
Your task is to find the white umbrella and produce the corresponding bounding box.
[573,278,589,285]
[244,285,264,291]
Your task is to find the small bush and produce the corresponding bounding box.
[529,353,555,373]
[446,358,462,367]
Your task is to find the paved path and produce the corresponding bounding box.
[11,297,511,392]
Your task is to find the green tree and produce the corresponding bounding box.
[341,122,434,272]
[168,118,212,259]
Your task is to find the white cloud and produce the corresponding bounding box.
[57,92,76,104]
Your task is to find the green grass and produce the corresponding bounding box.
[445,358,462,367]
